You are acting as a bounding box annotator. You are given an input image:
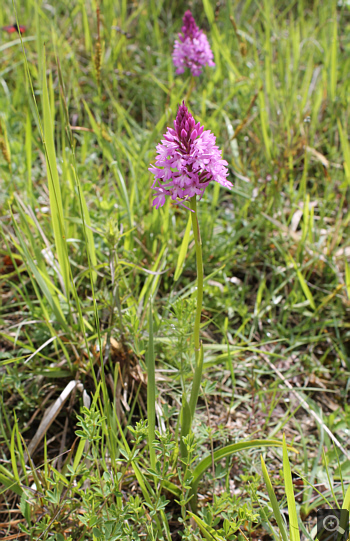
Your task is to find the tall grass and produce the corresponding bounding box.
[0,0,349,539]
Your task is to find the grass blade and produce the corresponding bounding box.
[337,119,350,186]
[71,167,97,283]
[174,213,192,282]
[188,511,226,541]
[25,109,32,202]
[283,434,300,541]
[42,51,70,297]
[261,454,289,541]
[10,211,67,327]
[190,439,288,510]
[289,254,316,310]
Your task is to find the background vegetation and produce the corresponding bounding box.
[0,0,350,539]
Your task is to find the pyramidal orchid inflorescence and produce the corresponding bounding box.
[173,11,215,77]
[149,102,232,210]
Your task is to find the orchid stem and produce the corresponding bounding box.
[190,196,203,351]
[189,196,204,419]
[180,196,204,458]
[185,76,195,102]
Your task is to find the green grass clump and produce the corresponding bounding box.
[1,0,350,539]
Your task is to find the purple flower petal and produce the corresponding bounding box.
[150,102,232,209]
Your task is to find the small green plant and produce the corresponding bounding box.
[262,436,350,541]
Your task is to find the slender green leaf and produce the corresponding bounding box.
[283,434,300,541]
[338,120,350,185]
[180,395,192,459]
[174,213,192,281]
[261,455,289,541]
[10,212,67,326]
[42,52,70,297]
[343,483,350,511]
[25,109,32,201]
[191,439,288,511]
[202,0,215,24]
[330,13,337,102]
[188,511,226,541]
[289,254,316,310]
[71,168,97,283]
[345,259,350,300]
[10,421,20,484]
[0,473,22,497]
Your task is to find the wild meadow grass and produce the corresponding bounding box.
[1,0,350,539]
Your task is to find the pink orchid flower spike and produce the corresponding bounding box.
[149,101,232,210]
[173,11,215,77]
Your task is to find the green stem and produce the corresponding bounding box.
[185,76,196,102]
[180,196,204,457]
[147,299,156,472]
[190,196,203,352]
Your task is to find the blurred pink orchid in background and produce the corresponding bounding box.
[173,11,215,77]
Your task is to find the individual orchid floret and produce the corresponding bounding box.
[173,11,215,77]
[149,102,232,209]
